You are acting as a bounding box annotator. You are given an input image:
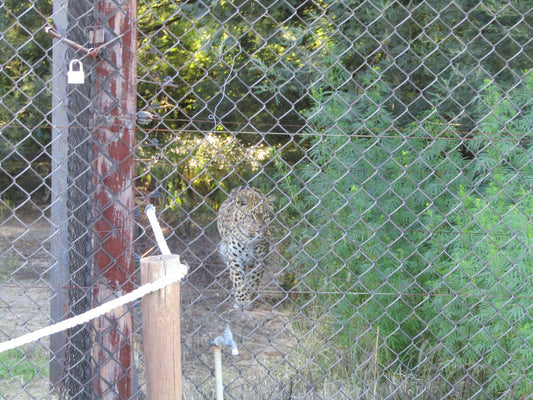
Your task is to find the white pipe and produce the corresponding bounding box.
[211,325,238,400]
[145,204,171,255]
[213,346,224,400]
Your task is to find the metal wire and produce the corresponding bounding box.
[1,1,533,399]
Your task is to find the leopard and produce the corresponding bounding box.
[217,186,275,308]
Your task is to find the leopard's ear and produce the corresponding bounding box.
[266,194,276,210]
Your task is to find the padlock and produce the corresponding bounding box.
[67,59,85,84]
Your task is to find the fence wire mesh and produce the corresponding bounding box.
[1,0,533,399]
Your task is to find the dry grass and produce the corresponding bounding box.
[0,208,451,400]
[0,288,451,400]
[178,305,447,400]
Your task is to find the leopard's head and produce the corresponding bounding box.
[218,187,275,237]
[230,187,274,227]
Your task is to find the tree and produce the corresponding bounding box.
[137,0,315,137]
[0,0,52,199]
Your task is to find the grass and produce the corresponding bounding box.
[257,303,450,400]
[179,302,448,400]
[0,347,48,383]
[0,253,18,282]
[0,197,12,220]
[0,346,56,400]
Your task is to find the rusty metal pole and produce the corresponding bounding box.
[91,0,137,399]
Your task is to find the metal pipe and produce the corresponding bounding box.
[213,346,224,400]
[211,325,239,400]
[212,325,239,356]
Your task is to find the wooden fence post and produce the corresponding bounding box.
[141,254,184,400]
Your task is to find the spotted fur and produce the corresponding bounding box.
[217,186,274,307]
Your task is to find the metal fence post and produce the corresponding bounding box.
[49,0,70,389]
[63,1,97,397]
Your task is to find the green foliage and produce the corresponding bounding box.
[0,0,52,152]
[0,0,52,201]
[138,0,533,135]
[136,131,274,222]
[137,0,311,133]
[282,8,533,391]
[426,188,533,396]
[283,55,470,365]
[423,72,533,397]
[255,0,533,128]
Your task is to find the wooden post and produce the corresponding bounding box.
[141,254,183,400]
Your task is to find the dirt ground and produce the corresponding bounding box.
[0,203,301,400]
[0,204,57,400]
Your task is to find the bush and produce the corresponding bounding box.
[282,60,533,395]
[423,71,533,396]
[282,67,469,367]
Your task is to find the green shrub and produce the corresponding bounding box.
[423,71,533,397]
[281,53,533,395]
[282,66,470,368]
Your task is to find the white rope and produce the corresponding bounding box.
[145,204,171,255]
[0,264,187,354]
[0,205,181,354]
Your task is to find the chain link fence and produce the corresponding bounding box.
[1,0,533,399]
